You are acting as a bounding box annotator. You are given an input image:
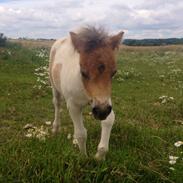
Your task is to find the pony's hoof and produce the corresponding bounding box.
[81,152,88,158]
[94,148,107,161]
[52,126,60,135]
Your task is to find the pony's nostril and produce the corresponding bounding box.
[92,106,100,115]
[92,105,112,120]
[106,105,112,114]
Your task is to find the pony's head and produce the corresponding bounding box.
[70,26,124,120]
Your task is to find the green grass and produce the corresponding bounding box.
[0,44,183,183]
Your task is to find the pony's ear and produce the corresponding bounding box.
[70,32,83,52]
[109,31,124,50]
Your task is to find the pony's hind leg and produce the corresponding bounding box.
[52,88,61,134]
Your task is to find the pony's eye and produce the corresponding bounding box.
[111,70,117,78]
[98,64,105,74]
[81,70,90,80]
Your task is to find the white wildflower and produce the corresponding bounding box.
[174,141,183,147]
[166,61,175,65]
[169,160,176,165]
[38,73,45,76]
[27,128,34,133]
[45,121,51,125]
[7,50,11,55]
[35,68,40,72]
[43,66,48,70]
[73,139,78,145]
[25,133,32,138]
[24,123,49,141]
[159,75,165,78]
[159,96,167,100]
[159,95,174,104]
[169,155,179,164]
[34,64,49,90]
[40,80,46,85]
[169,156,179,160]
[161,98,167,104]
[174,120,183,125]
[40,125,44,131]
[169,167,175,171]
[23,123,35,130]
[67,133,72,140]
[169,97,174,100]
[171,69,181,74]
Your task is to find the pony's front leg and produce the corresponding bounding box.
[67,100,87,156]
[95,110,115,161]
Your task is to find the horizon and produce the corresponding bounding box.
[0,0,183,39]
[7,37,183,40]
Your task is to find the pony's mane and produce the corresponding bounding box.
[77,26,109,52]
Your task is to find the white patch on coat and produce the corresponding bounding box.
[50,36,89,106]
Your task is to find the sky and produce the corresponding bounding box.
[0,0,183,39]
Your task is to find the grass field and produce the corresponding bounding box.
[0,42,183,183]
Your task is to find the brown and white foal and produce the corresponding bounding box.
[49,26,123,160]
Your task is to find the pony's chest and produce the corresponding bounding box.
[61,69,89,105]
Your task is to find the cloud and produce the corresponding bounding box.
[0,0,182,39]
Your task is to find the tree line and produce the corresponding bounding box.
[1,32,183,47]
[0,33,7,47]
[123,38,183,46]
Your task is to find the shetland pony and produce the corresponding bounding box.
[49,26,124,160]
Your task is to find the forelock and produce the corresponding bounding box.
[77,26,109,52]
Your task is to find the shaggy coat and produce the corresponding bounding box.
[49,26,123,160]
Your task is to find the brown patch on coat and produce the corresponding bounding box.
[52,63,62,91]
[49,48,62,91]
[70,26,124,102]
[49,39,66,88]
[49,48,56,85]
[79,46,116,100]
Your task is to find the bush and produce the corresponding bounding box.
[0,33,7,47]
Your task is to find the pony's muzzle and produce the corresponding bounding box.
[92,105,112,120]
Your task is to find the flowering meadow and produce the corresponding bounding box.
[0,42,183,183]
